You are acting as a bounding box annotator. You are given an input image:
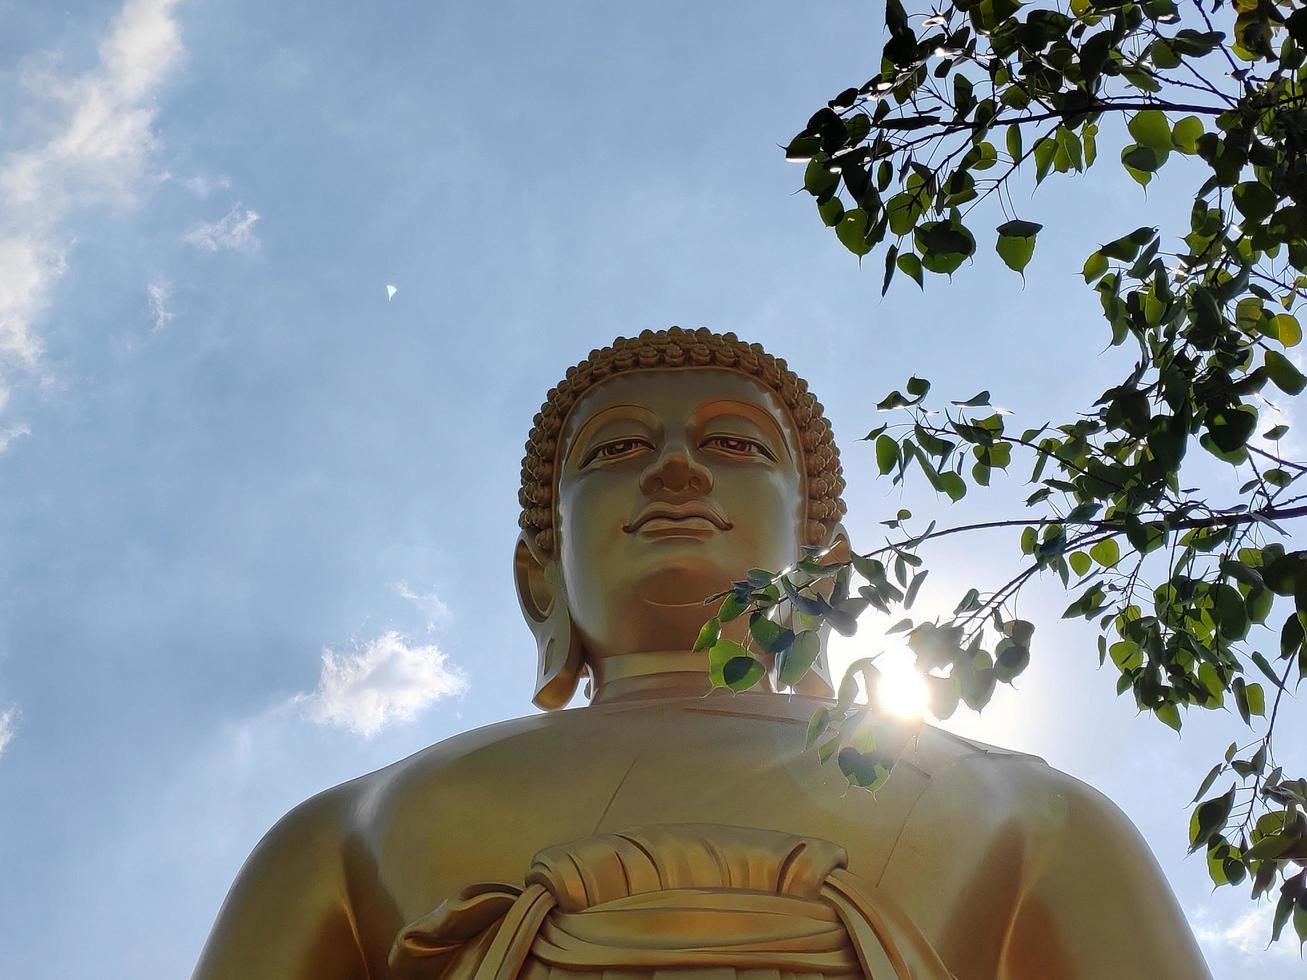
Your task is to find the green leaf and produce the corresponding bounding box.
[1265,351,1307,396]
[719,593,748,622]
[914,220,976,275]
[749,614,793,654]
[1121,143,1168,181]
[693,617,721,652]
[1172,116,1203,153]
[1089,538,1120,568]
[1005,124,1022,162]
[804,157,838,197]
[708,638,749,687]
[1214,584,1250,640]
[876,434,899,475]
[1208,407,1258,453]
[1020,526,1037,555]
[996,219,1042,239]
[904,569,928,609]
[938,472,966,501]
[993,640,1030,682]
[781,630,822,688]
[896,252,924,288]
[722,655,765,692]
[1082,250,1108,282]
[1188,786,1236,852]
[1156,702,1182,732]
[887,192,926,236]
[805,706,831,749]
[818,197,845,227]
[1233,181,1277,223]
[995,221,1040,274]
[836,209,871,256]
[1245,681,1266,716]
[1233,678,1253,724]
[1033,136,1056,183]
[1110,640,1143,670]
[1271,314,1302,348]
[1069,551,1091,576]
[1127,110,1172,151]
[838,746,891,790]
[1191,764,1224,804]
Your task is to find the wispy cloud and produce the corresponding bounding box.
[0,706,18,758]
[294,631,466,737]
[0,0,184,418]
[1191,902,1300,963]
[178,173,230,198]
[395,581,451,627]
[146,279,173,330]
[183,206,260,253]
[0,425,32,454]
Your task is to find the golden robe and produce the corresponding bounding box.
[390,824,956,980]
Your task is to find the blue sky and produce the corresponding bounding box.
[0,2,1302,977]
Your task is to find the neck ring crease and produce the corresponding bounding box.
[587,651,777,705]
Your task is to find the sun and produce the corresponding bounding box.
[826,631,930,720]
[875,658,930,719]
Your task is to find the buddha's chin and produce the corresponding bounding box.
[629,552,759,607]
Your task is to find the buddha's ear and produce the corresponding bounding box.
[514,531,584,710]
[790,522,851,699]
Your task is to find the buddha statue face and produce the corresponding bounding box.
[555,368,806,660]
[515,329,847,707]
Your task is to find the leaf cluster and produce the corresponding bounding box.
[767,0,1307,943]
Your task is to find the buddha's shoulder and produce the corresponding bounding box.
[900,726,1129,838]
[281,701,1088,842]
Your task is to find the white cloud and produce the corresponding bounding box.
[179,173,230,197]
[146,279,173,330]
[0,706,18,757]
[1192,902,1300,963]
[183,206,260,253]
[0,425,32,454]
[0,0,183,412]
[395,580,451,626]
[295,631,466,737]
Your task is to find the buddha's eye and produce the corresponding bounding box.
[702,434,776,460]
[581,437,654,467]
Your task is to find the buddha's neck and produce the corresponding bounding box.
[587,651,774,705]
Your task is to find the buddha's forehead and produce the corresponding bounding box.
[559,368,802,459]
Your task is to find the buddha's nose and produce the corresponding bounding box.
[641,448,712,497]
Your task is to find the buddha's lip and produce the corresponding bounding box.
[624,503,732,532]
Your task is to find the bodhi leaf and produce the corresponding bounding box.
[722,655,765,692]
[995,220,1042,274]
[1233,181,1276,223]
[780,630,822,688]
[1265,351,1307,396]
[876,433,899,474]
[1089,538,1121,567]
[1171,116,1204,153]
[708,639,750,688]
[836,209,871,256]
[1127,110,1172,151]
[693,617,721,652]
[915,220,976,275]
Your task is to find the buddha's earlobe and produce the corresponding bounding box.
[790,523,852,699]
[514,533,584,710]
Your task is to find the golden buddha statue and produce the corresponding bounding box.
[194,328,1211,979]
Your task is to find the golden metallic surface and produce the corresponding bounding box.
[194,334,1212,979]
